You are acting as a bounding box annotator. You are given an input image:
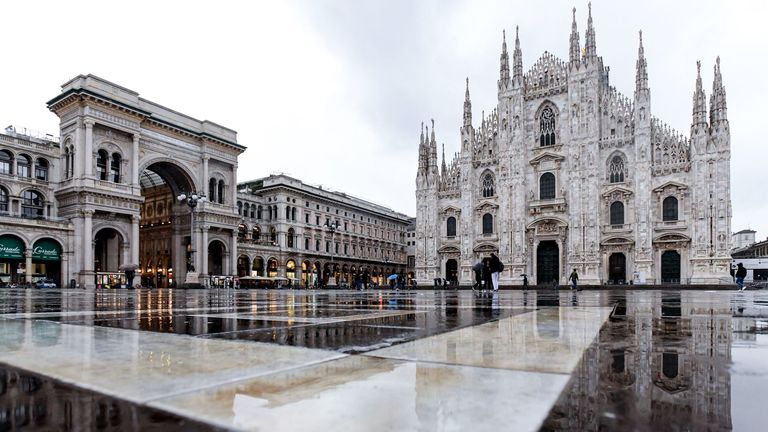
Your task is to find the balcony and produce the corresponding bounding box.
[654,220,687,232]
[528,197,567,215]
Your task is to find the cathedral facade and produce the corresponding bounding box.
[415,5,732,286]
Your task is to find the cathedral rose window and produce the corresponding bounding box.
[539,107,556,146]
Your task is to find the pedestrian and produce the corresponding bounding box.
[482,258,493,291]
[490,253,502,291]
[472,262,484,290]
[522,274,528,288]
[735,263,747,291]
[569,268,579,291]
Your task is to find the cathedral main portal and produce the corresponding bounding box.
[537,241,559,285]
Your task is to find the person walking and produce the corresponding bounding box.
[482,258,493,292]
[522,274,528,288]
[490,253,502,291]
[472,262,484,290]
[569,269,579,291]
[735,263,747,291]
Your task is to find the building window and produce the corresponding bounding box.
[292,207,296,221]
[209,178,217,202]
[0,150,12,175]
[270,227,277,244]
[21,190,44,218]
[253,227,261,241]
[35,158,49,181]
[316,239,320,251]
[482,213,493,234]
[447,216,457,237]
[0,187,8,212]
[257,205,263,219]
[97,150,109,180]
[238,224,247,239]
[663,196,678,221]
[610,201,624,225]
[287,228,295,248]
[305,213,309,223]
[64,147,73,178]
[217,180,225,204]
[110,153,121,182]
[608,155,626,183]
[482,173,495,198]
[286,206,291,219]
[539,172,556,200]
[305,238,310,250]
[325,241,330,252]
[237,201,243,215]
[539,107,556,146]
[17,154,31,178]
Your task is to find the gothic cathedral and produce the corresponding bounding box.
[415,5,732,286]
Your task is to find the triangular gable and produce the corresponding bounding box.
[653,181,688,193]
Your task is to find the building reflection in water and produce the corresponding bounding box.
[541,291,733,431]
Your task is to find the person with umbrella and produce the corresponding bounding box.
[472,262,484,290]
[388,273,398,290]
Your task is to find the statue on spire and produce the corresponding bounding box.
[569,7,580,64]
[513,26,523,80]
[584,2,597,61]
[463,78,472,128]
[635,30,648,93]
[500,30,510,86]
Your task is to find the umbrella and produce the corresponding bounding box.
[387,274,398,280]
[472,262,484,272]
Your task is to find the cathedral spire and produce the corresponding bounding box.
[513,26,523,81]
[691,60,708,131]
[710,56,728,125]
[635,30,648,92]
[441,143,447,175]
[584,2,597,62]
[463,77,472,128]
[569,7,581,65]
[499,30,510,86]
[428,119,438,172]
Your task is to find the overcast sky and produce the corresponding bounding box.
[1,0,766,239]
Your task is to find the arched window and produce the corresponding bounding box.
[663,196,678,221]
[96,150,108,180]
[482,173,495,198]
[610,201,625,225]
[287,228,295,248]
[539,107,556,146]
[0,150,13,175]
[238,201,244,215]
[482,213,493,234]
[292,207,296,221]
[238,224,247,239]
[285,206,291,219]
[110,153,121,182]
[217,180,225,204]
[64,147,72,178]
[270,227,277,243]
[539,172,556,200]
[253,226,261,241]
[17,154,31,178]
[250,205,255,219]
[268,206,273,220]
[35,158,49,181]
[257,205,263,219]
[0,187,8,212]
[446,216,457,237]
[21,190,44,218]
[608,156,626,183]
[209,178,217,202]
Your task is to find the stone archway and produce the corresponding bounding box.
[445,259,458,282]
[661,251,681,284]
[608,253,626,284]
[208,240,226,276]
[537,241,559,286]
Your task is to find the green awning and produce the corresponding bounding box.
[32,239,61,261]
[0,235,24,259]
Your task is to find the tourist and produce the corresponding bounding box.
[472,262,483,290]
[490,253,502,291]
[569,268,579,291]
[482,258,493,291]
[735,263,747,291]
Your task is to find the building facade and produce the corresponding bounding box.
[415,6,732,286]
[235,174,410,287]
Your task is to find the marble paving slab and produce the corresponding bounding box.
[150,355,570,432]
[0,319,344,403]
[365,306,613,374]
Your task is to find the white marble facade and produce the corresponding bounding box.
[415,6,732,286]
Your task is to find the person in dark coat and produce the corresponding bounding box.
[490,253,502,291]
[472,262,484,290]
[482,258,493,291]
[735,263,747,291]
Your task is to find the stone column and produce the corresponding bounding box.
[202,156,209,195]
[131,215,141,286]
[25,249,33,283]
[231,163,238,206]
[200,226,209,276]
[230,230,238,276]
[84,120,94,177]
[83,210,94,272]
[132,134,140,187]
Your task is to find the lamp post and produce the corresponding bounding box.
[177,192,206,286]
[324,221,340,287]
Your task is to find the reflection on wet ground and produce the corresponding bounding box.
[0,364,217,431]
[0,288,766,431]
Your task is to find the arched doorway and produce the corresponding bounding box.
[301,261,311,286]
[661,250,681,284]
[286,259,296,284]
[537,241,559,285]
[237,255,250,277]
[445,259,458,283]
[208,240,225,276]
[608,253,626,284]
[0,234,26,284]
[139,161,194,287]
[94,228,124,288]
[267,258,278,278]
[252,257,264,276]
[32,238,63,287]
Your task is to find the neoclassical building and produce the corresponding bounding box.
[415,6,732,286]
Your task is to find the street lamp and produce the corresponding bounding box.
[177,192,206,286]
[324,221,341,287]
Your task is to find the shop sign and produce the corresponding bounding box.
[32,239,61,261]
[0,236,24,259]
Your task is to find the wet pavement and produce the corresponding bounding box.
[0,288,765,431]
